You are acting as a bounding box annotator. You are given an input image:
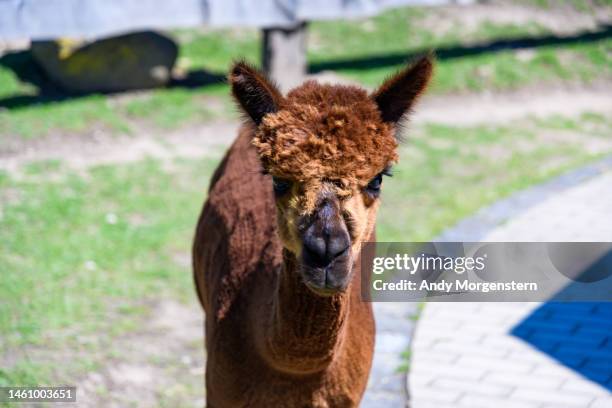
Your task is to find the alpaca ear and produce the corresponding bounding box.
[229,61,283,125]
[372,55,433,124]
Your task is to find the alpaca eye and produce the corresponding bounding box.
[272,177,292,196]
[366,174,383,194]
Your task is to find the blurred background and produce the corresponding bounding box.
[1,0,611,407]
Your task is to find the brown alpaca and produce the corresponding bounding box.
[193,57,432,407]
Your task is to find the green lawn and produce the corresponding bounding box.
[1,113,610,389]
[0,158,217,388]
[1,4,610,138]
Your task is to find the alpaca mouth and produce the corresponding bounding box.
[305,281,342,296]
[301,255,352,296]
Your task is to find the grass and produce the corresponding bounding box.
[308,7,549,60]
[121,87,232,129]
[397,350,412,373]
[377,113,612,240]
[520,0,612,11]
[314,19,612,92]
[1,158,216,339]
[0,158,216,391]
[1,113,610,389]
[1,4,611,138]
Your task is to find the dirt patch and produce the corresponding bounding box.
[412,82,612,127]
[535,129,612,155]
[1,84,611,175]
[75,299,205,408]
[0,120,238,176]
[0,298,206,407]
[420,2,611,36]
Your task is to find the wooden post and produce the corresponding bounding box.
[262,22,307,92]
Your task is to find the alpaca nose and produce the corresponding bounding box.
[303,230,349,266]
[302,202,350,268]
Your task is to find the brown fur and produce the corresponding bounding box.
[372,54,433,125]
[229,61,283,125]
[254,83,398,185]
[193,129,374,407]
[193,56,433,407]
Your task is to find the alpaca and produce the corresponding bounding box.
[193,57,432,407]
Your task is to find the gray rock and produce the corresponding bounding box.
[31,31,177,93]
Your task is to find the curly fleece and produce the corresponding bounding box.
[252,81,398,187]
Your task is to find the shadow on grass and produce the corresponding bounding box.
[309,24,611,72]
[0,50,225,110]
[1,25,610,110]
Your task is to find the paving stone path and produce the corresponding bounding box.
[363,157,612,407]
[361,303,418,407]
[410,166,612,407]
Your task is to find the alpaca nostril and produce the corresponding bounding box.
[304,234,327,263]
[327,236,349,260]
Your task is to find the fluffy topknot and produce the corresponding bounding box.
[252,81,398,186]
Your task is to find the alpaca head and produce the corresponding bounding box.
[230,57,432,296]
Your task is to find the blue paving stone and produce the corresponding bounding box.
[514,299,612,391]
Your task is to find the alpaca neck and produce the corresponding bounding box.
[257,250,351,375]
